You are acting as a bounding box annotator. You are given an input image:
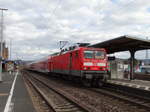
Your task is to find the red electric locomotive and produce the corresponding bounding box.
[28,46,109,86]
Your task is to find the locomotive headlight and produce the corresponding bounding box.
[84,67,87,70]
[97,63,106,66]
[83,62,93,66]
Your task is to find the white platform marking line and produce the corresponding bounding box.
[145,86,149,90]
[4,71,19,112]
[136,85,140,88]
[121,83,127,85]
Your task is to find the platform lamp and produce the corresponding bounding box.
[0,8,8,82]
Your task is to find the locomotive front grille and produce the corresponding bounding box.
[82,70,107,74]
[81,70,108,79]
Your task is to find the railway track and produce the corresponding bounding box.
[91,86,150,111]
[23,71,150,112]
[24,72,92,112]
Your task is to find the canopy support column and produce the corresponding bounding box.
[129,50,136,80]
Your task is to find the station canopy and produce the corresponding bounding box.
[89,35,150,54]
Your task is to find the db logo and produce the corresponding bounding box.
[93,63,96,66]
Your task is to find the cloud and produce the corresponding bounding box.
[0,0,150,60]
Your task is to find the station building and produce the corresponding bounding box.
[109,58,141,79]
[0,42,9,71]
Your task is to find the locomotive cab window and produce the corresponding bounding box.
[95,51,105,59]
[84,51,94,59]
[84,50,105,59]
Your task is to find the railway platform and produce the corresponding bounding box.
[108,79,150,91]
[0,71,36,112]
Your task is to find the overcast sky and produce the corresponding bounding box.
[1,0,150,60]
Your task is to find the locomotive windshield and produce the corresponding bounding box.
[84,50,105,59]
[84,51,94,59]
[95,51,105,59]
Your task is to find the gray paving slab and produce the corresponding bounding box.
[130,80,150,86]
[108,79,150,91]
[12,72,36,112]
[109,79,150,86]
[0,72,36,112]
[0,72,15,112]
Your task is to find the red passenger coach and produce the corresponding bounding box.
[28,56,50,73]
[28,46,109,86]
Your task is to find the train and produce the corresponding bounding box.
[26,45,110,87]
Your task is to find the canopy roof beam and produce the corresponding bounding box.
[89,35,150,80]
